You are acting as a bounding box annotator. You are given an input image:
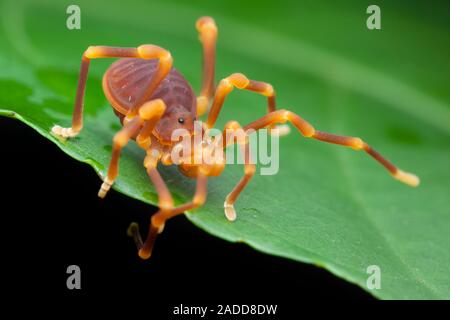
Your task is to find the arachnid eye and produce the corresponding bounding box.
[178,117,185,124]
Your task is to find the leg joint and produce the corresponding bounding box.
[224,120,242,131]
[277,109,291,122]
[113,131,129,148]
[159,199,174,211]
[193,194,206,207]
[196,16,217,34]
[139,99,166,120]
[262,84,274,97]
[83,46,98,59]
[351,138,365,150]
[137,45,172,62]
[245,164,257,176]
[144,149,161,169]
[151,214,165,229]
[218,78,234,94]
[227,73,250,89]
[281,110,316,137]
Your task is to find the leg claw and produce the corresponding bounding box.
[51,125,79,138]
[224,201,237,221]
[98,178,114,198]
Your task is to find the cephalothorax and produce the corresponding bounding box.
[52,17,419,259]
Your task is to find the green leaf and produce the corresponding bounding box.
[1,0,449,299]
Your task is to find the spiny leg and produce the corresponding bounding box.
[51,45,172,138]
[196,16,218,116]
[128,170,208,260]
[243,109,420,187]
[205,73,288,135]
[221,121,256,221]
[98,99,167,198]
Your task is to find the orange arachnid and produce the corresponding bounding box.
[52,17,419,260]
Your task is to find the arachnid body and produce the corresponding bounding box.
[52,17,419,259]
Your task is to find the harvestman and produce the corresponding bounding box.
[52,17,419,259]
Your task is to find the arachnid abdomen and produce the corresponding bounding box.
[103,58,197,117]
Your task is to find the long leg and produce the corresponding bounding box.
[243,109,420,187]
[220,121,256,221]
[98,99,167,198]
[196,16,217,117]
[128,169,208,260]
[52,45,172,138]
[205,73,286,133]
[127,149,173,257]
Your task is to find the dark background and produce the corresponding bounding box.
[1,116,373,311]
